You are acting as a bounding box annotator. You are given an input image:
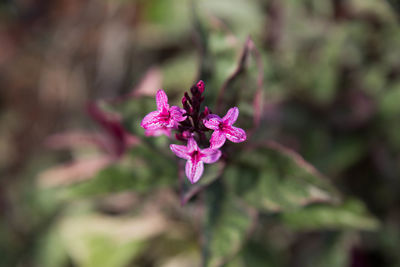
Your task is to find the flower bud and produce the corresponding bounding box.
[184,92,192,104]
[204,106,210,116]
[197,80,205,93]
[190,85,198,95]
[175,133,185,141]
[182,130,192,139]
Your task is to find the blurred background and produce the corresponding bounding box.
[2,0,400,266]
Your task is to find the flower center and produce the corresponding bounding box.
[190,150,202,162]
[219,122,228,131]
[159,110,171,122]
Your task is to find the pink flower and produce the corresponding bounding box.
[170,138,221,184]
[145,127,172,137]
[197,80,205,93]
[203,107,246,149]
[141,90,186,133]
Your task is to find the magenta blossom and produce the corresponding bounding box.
[141,90,186,133]
[140,81,246,186]
[203,107,246,149]
[145,126,172,137]
[170,138,221,184]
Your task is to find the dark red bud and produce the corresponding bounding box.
[197,80,205,93]
[175,133,185,141]
[204,106,210,116]
[183,102,190,112]
[182,96,187,105]
[190,85,198,95]
[182,130,191,139]
[184,92,192,104]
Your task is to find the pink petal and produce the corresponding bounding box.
[222,107,239,125]
[140,111,163,130]
[156,90,169,111]
[185,159,204,184]
[170,144,190,159]
[210,130,226,149]
[145,127,171,137]
[224,126,246,143]
[201,148,221,164]
[169,106,186,122]
[187,137,199,153]
[166,118,181,129]
[203,114,222,130]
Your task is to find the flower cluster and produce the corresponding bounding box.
[141,81,246,183]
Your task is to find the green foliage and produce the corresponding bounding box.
[282,200,379,230]
[56,211,154,267]
[84,236,144,267]
[225,143,339,212]
[203,181,254,267]
[65,144,177,198]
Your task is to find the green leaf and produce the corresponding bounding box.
[203,181,254,267]
[58,211,167,267]
[317,137,367,176]
[214,37,264,131]
[34,229,69,267]
[198,0,264,39]
[138,0,191,46]
[64,144,177,197]
[223,240,283,267]
[161,53,198,91]
[379,82,400,118]
[84,235,144,267]
[306,233,356,267]
[282,199,379,231]
[224,142,340,212]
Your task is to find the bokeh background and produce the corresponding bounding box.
[2,0,400,266]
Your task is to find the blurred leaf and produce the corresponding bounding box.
[309,234,353,267]
[363,66,386,96]
[377,224,400,265]
[198,0,264,39]
[64,144,177,197]
[317,137,367,176]
[215,37,264,131]
[286,24,346,104]
[379,82,400,117]
[85,235,144,267]
[35,229,70,267]
[353,0,396,21]
[138,0,191,47]
[59,210,167,267]
[282,199,379,230]
[225,141,340,212]
[143,232,201,267]
[203,181,254,267]
[223,240,282,267]
[161,53,198,91]
[38,157,112,187]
